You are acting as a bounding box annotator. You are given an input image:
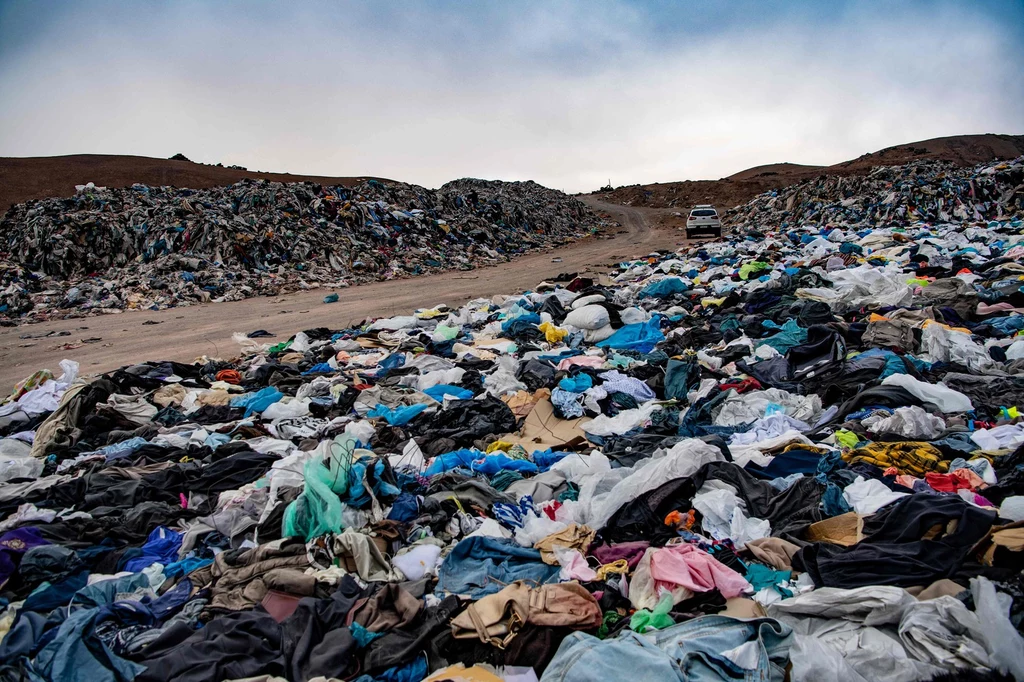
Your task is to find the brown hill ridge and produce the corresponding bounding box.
[593,133,1024,211]
[0,154,386,212]
[2,134,1022,215]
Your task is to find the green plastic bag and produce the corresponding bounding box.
[433,324,459,341]
[283,434,356,540]
[630,593,674,633]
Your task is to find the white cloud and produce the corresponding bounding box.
[0,1,1020,192]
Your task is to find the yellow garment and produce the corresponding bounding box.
[424,665,503,682]
[415,308,446,319]
[920,319,972,335]
[595,559,629,581]
[844,441,949,477]
[485,440,513,454]
[782,442,832,455]
[8,370,54,402]
[538,321,568,343]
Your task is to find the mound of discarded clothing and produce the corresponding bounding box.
[0,178,598,322]
[2,211,1024,682]
[727,156,1024,228]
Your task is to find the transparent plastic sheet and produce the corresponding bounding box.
[971,576,1024,679]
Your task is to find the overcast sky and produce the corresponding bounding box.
[1,0,1021,192]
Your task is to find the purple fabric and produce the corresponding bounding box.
[592,540,650,570]
[0,527,50,588]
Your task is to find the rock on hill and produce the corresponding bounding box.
[593,133,1024,211]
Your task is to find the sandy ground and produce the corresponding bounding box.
[0,200,684,389]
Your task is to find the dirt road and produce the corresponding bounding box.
[0,200,682,388]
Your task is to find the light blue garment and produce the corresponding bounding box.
[558,373,593,393]
[71,572,151,609]
[638,277,688,299]
[597,315,664,353]
[436,536,560,599]
[93,436,150,462]
[204,432,232,449]
[366,402,429,426]
[532,448,571,471]
[768,473,804,491]
[938,435,982,455]
[424,448,484,476]
[230,386,284,417]
[551,387,586,418]
[541,615,792,682]
[471,453,539,476]
[501,312,541,334]
[34,573,154,682]
[34,605,148,682]
[423,384,474,401]
[542,630,679,682]
[599,370,655,401]
[302,362,333,375]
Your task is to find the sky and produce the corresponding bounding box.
[0,0,1022,193]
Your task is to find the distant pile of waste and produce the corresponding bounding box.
[0,178,599,322]
[726,157,1024,229]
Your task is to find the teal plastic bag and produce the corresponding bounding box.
[283,434,356,540]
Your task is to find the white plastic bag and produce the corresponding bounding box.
[880,374,973,413]
[262,397,312,420]
[998,496,1024,522]
[514,512,568,547]
[563,305,610,331]
[863,406,945,440]
[971,576,1024,679]
[692,486,742,539]
[570,294,606,310]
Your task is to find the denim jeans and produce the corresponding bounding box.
[540,615,792,682]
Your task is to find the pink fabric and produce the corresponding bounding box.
[977,302,1024,315]
[557,356,605,371]
[895,474,919,489]
[556,549,598,581]
[649,544,750,598]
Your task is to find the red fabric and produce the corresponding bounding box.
[925,469,981,493]
[720,377,763,394]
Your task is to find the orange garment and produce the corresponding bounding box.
[215,369,242,385]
